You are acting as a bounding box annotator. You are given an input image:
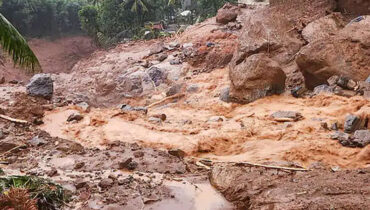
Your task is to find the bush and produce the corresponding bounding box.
[0,0,87,38]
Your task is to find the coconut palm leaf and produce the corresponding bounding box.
[0,13,41,73]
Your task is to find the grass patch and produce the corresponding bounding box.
[0,175,69,210]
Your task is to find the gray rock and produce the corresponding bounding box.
[182,43,193,48]
[118,158,138,170]
[118,104,148,114]
[366,75,370,83]
[29,136,47,146]
[166,83,184,96]
[76,102,90,112]
[208,116,226,122]
[146,67,167,86]
[336,76,349,89]
[291,86,307,98]
[67,112,83,122]
[149,43,165,55]
[327,75,339,86]
[186,84,199,93]
[148,117,162,124]
[271,111,302,121]
[169,42,180,48]
[219,87,230,102]
[330,122,339,131]
[170,59,182,65]
[26,74,53,99]
[99,178,114,189]
[156,53,168,62]
[313,85,334,95]
[168,149,186,158]
[344,115,361,133]
[351,130,370,147]
[331,131,350,141]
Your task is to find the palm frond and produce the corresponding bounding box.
[0,13,41,73]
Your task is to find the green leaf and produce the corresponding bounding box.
[0,13,41,73]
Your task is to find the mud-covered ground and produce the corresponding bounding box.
[1,1,370,209]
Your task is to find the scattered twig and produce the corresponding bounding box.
[147,93,185,109]
[0,114,28,124]
[190,157,309,172]
[0,145,27,157]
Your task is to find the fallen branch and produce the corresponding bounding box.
[190,157,309,172]
[230,161,309,171]
[147,93,185,109]
[0,114,28,124]
[0,145,27,157]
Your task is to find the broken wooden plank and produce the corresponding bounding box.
[0,114,28,124]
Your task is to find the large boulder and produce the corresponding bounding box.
[302,13,346,43]
[26,74,53,99]
[296,16,370,89]
[229,53,286,103]
[216,3,238,24]
[230,0,336,88]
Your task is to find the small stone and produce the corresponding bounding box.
[208,116,226,122]
[351,130,370,147]
[118,158,133,169]
[9,80,19,84]
[75,180,88,189]
[118,176,133,185]
[313,84,334,95]
[291,86,307,98]
[74,162,85,169]
[331,131,350,141]
[219,87,230,102]
[169,42,180,48]
[271,111,302,122]
[99,178,114,189]
[148,117,162,124]
[46,168,58,177]
[330,122,339,131]
[321,122,329,130]
[366,75,370,83]
[186,84,199,93]
[149,43,165,55]
[336,76,349,89]
[156,53,168,62]
[183,43,193,48]
[29,136,47,146]
[206,42,215,47]
[166,83,184,96]
[133,151,144,158]
[118,158,138,170]
[334,88,357,97]
[33,118,44,125]
[168,149,186,158]
[327,75,339,86]
[126,161,138,170]
[151,114,167,121]
[67,112,83,122]
[119,104,148,114]
[76,102,90,112]
[347,79,357,90]
[344,115,361,133]
[170,59,182,65]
